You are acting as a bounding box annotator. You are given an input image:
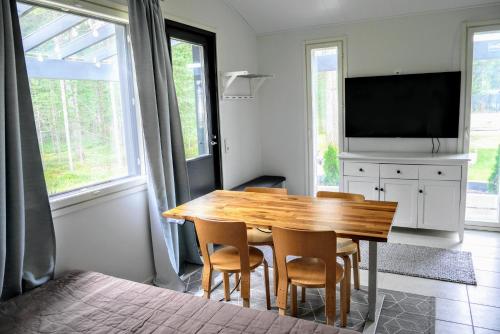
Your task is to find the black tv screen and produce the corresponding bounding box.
[345,72,461,138]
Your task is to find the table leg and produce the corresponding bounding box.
[363,241,384,334]
[368,241,377,321]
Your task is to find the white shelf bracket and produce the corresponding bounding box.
[220,71,274,100]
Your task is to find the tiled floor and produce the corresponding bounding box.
[182,228,500,333]
[377,228,500,333]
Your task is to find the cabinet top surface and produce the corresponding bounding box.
[340,152,470,164]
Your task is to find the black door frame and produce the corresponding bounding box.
[165,19,223,190]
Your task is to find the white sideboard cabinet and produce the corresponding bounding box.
[339,152,470,241]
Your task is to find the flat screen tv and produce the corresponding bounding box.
[345,72,461,138]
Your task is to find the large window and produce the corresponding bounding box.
[17,2,141,196]
[465,26,500,227]
[306,41,344,195]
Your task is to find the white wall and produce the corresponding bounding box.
[257,5,500,195]
[163,0,263,189]
[53,188,154,283]
[52,0,262,283]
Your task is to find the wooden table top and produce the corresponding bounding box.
[163,190,397,242]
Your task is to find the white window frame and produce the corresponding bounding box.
[22,0,147,214]
[462,20,500,231]
[305,38,347,196]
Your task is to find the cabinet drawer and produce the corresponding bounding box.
[344,162,379,177]
[419,165,461,181]
[380,164,418,179]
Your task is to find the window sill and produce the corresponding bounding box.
[50,176,147,218]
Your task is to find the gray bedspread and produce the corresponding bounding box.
[0,271,356,333]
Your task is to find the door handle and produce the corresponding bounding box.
[210,141,218,146]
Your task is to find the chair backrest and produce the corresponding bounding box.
[272,226,338,283]
[317,191,365,202]
[193,217,250,271]
[245,187,288,195]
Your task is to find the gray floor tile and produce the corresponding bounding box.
[475,270,500,289]
[434,320,473,334]
[467,285,500,307]
[470,303,500,331]
[460,244,500,259]
[462,231,500,248]
[474,327,500,334]
[473,257,500,273]
[434,298,472,325]
[380,273,469,301]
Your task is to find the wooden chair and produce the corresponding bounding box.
[244,186,288,296]
[194,217,271,309]
[313,191,363,312]
[272,226,348,326]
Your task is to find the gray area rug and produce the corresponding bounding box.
[183,265,464,333]
[359,241,476,285]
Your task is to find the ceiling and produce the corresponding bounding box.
[224,0,500,34]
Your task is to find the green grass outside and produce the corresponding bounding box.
[469,148,497,182]
[43,144,128,195]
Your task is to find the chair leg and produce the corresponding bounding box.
[223,272,231,301]
[202,266,212,299]
[301,287,306,303]
[272,245,278,296]
[324,283,336,326]
[354,239,361,262]
[263,260,271,310]
[235,272,240,291]
[291,284,298,317]
[353,252,360,290]
[340,276,347,327]
[342,256,351,313]
[277,278,289,316]
[240,271,251,308]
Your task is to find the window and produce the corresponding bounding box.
[306,41,344,195]
[17,2,141,197]
[465,25,500,227]
[171,38,210,160]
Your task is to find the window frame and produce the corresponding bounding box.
[20,0,146,212]
[305,38,347,196]
[462,20,500,231]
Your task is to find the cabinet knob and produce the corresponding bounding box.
[438,171,442,175]
[380,188,384,192]
[419,189,423,194]
[359,168,364,172]
[397,170,401,174]
[375,187,379,191]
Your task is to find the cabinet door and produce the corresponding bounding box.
[380,178,418,228]
[418,180,461,231]
[343,176,380,200]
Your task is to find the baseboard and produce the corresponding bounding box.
[142,276,154,285]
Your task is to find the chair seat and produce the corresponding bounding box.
[210,246,264,272]
[287,258,344,288]
[247,228,273,245]
[337,238,358,256]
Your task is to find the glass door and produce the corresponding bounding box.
[465,26,500,228]
[165,20,222,199]
[306,41,344,195]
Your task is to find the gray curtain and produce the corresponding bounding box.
[128,0,201,291]
[0,0,56,301]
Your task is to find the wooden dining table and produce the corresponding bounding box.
[163,190,397,334]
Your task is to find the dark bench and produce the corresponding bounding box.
[232,175,286,191]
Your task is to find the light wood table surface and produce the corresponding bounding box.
[163,190,397,333]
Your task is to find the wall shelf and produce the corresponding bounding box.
[220,71,274,100]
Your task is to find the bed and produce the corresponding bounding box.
[0,271,356,333]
